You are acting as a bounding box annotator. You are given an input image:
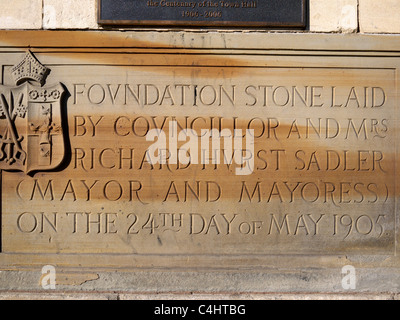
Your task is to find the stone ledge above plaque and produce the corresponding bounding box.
[0,31,399,296]
[97,0,307,28]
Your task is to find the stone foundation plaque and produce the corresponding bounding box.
[98,0,306,28]
[0,31,399,295]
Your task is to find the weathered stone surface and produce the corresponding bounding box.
[309,0,358,33]
[359,0,400,33]
[0,291,397,300]
[0,0,42,30]
[0,31,398,298]
[0,268,399,295]
[43,0,98,29]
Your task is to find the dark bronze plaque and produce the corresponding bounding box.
[98,0,306,28]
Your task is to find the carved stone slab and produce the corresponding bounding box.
[0,31,399,295]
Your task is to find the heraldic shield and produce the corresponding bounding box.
[0,51,65,174]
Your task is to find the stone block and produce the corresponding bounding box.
[0,0,42,29]
[0,30,399,298]
[43,0,98,29]
[309,0,358,33]
[360,0,400,33]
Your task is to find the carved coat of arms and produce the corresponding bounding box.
[0,51,65,174]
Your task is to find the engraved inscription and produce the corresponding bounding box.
[2,65,396,255]
[98,0,306,28]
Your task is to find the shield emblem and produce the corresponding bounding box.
[0,81,65,174]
